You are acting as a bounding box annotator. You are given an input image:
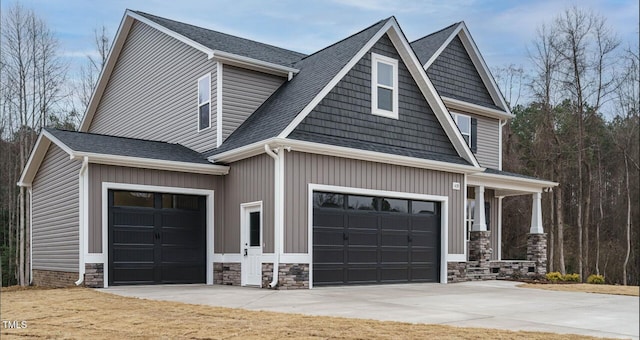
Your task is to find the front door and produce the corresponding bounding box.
[241,203,262,286]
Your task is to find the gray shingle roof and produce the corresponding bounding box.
[46,128,211,164]
[410,22,460,66]
[484,168,551,181]
[134,11,306,68]
[205,18,390,157]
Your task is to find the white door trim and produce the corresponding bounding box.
[308,183,449,288]
[101,182,215,288]
[240,201,263,286]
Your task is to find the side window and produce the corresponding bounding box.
[198,74,211,131]
[452,112,476,152]
[371,53,399,119]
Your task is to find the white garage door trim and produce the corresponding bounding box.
[308,183,449,289]
[100,182,215,288]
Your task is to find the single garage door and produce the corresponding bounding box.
[313,192,440,286]
[108,190,206,286]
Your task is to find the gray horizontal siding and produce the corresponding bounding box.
[87,164,222,253]
[223,154,274,253]
[89,21,217,152]
[291,34,458,158]
[32,144,81,272]
[284,151,465,254]
[474,114,500,169]
[222,65,284,141]
[427,36,497,109]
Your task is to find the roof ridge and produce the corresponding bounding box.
[410,21,460,44]
[132,10,307,58]
[299,17,390,62]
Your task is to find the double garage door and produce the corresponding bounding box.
[108,190,206,286]
[313,192,441,286]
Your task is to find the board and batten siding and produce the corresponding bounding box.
[223,154,274,253]
[87,164,222,253]
[284,151,465,254]
[88,21,218,153]
[32,144,81,272]
[221,65,284,141]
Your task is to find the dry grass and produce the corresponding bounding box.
[519,283,639,296]
[0,287,609,339]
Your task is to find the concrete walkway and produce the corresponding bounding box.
[105,280,639,339]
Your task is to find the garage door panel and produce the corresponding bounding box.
[112,246,154,262]
[411,216,439,231]
[411,248,438,263]
[381,248,409,263]
[347,247,377,263]
[161,228,200,246]
[381,232,409,246]
[314,211,344,228]
[411,265,438,281]
[314,228,344,246]
[347,267,377,283]
[348,231,378,245]
[161,212,201,227]
[411,233,437,247]
[380,266,409,282]
[111,267,155,285]
[112,211,155,226]
[380,215,410,230]
[347,214,377,229]
[112,227,154,245]
[314,247,345,263]
[313,266,344,285]
[161,246,203,263]
[160,264,205,283]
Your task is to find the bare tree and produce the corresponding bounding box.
[1,3,66,285]
[76,26,110,118]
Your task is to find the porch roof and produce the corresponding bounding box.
[468,168,558,197]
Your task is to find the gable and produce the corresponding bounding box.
[289,34,465,164]
[427,36,499,110]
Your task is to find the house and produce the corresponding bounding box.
[18,10,557,288]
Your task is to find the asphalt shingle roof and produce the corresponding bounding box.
[484,168,551,181]
[410,22,460,66]
[134,11,306,68]
[205,18,390,157]
[46,128,211,164]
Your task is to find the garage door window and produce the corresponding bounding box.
[313,193,345,208]
[347,195,377,210]
[113,191,154,207]
[162,194,199,210]
[412,201,436,214]
[381,198,408,213]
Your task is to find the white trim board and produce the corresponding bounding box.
[307,183,450,288]
[100,182,215,288]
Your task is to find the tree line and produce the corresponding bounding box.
[0,4,637,286]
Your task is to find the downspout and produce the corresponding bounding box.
[264,145,281,288]
[28,187,33,285]
[75,156,89,286]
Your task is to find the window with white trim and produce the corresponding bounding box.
[197,73,211,131]
[371,53,398,119]
[452,112,472,147]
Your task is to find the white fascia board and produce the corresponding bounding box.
[18,131,75,187]
[468,172,558,194]
[456,23,511,115]
[442,96,514,120]
[277,19,395,138]
[76,152,229,175]
[209,139,274,163]
[384,20,479,168]
[212,50,299,77]
[80,13,134,132]
[423,23,463,69]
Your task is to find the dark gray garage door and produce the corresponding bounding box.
[108,190,206,286]
[313,192,440,286]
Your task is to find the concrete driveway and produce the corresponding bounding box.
[105,280,639,339]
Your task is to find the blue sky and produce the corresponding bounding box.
[2,0,638,92]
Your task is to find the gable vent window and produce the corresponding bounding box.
[452,112,477,152]
[371,52,399,119]
[197,73,211,131]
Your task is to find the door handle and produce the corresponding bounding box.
[408,235,413,242]
[244,248,248,256]
[343,233,349,241]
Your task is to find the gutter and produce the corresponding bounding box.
[75,156,89,286]
[264,145,281,288]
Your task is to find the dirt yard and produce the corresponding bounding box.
[519,283,639,296]
[0,287,612,339]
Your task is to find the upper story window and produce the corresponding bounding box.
[371,53,398,119]
[452,113,471,147]
[198,73,211,131]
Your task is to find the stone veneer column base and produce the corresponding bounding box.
[32,269,77,287]
[84,263,104,288]
[527,233,548,275]
[277,264,309,289]
[213,263,241,285]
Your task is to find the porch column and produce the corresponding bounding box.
[528,192,547,275]
[471,186,486,231]
[530,192,544,234]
